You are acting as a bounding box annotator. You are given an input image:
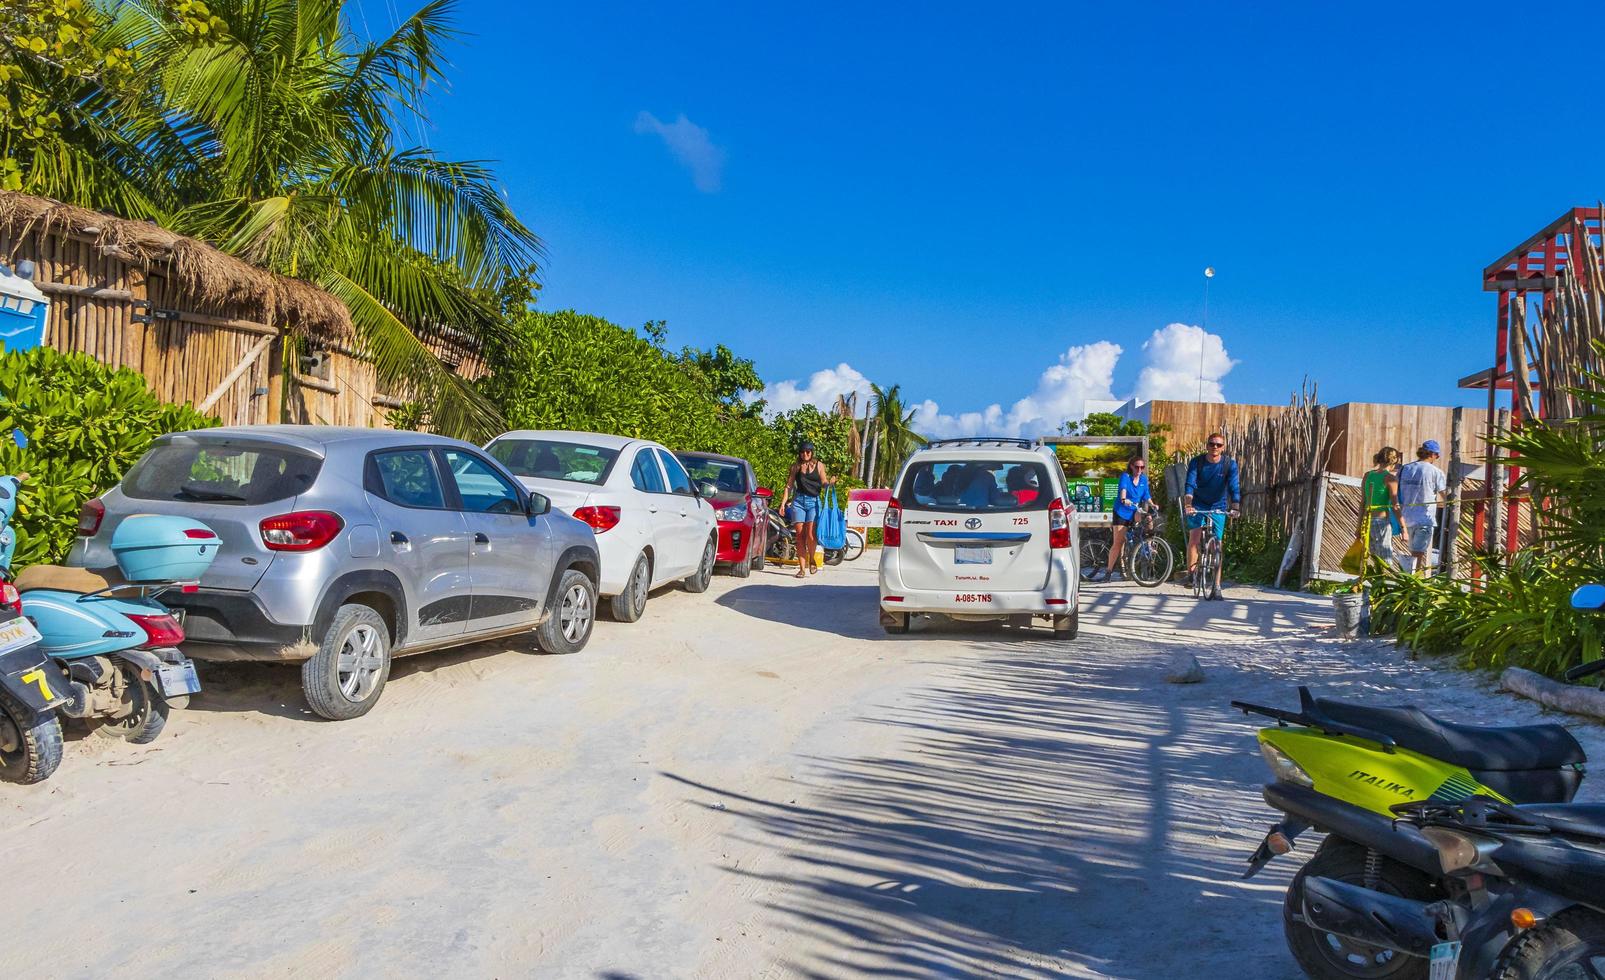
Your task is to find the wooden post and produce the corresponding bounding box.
[1488,408,1509,558]
[1304,473,1329,584]
[1441,407,1464,579]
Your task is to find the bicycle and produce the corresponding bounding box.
[1121,513,1174,588]
[842,527,865,562]
[1187,509,1231,599]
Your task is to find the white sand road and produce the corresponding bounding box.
[3,561,1601,979]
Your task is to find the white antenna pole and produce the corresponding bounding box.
[1199,267,1215,401]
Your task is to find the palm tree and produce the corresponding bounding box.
[20,0,540,437]
[869,382,922,486]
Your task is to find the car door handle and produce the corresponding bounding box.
[390,531,409,545]
[474,532,490,544]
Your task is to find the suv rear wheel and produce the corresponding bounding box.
[303,604,392,721]
[1054,610,1079,639]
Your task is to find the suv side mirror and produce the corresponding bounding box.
[525,492,551,516]
[696,480,719,500]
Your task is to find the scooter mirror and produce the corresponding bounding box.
[1570,584,1605,611]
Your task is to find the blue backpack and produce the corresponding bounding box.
[817,486,846,550]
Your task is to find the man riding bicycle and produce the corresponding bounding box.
[1182,432,1241,601]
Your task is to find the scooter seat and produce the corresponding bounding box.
[1516,804,1605,841]
[1313,697,1585,772]
[13,564,126,595]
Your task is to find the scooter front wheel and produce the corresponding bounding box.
[0,690,63,784]
[93,663,169,745]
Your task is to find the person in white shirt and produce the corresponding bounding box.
[1397,440,1448,575]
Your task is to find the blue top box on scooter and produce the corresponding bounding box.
[110,515,218,582]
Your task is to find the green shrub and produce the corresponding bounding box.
[0,347,217,566]
[1367,555,1604,676]
[478,310,857,496]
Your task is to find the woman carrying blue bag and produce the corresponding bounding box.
[779,442,835,578]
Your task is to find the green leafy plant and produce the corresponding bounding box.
[15,0,541,438]
[0,347,216,566]
[1367,555,1603,676]
[477,310,857,496]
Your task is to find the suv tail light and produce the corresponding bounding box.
[883,498,902,548]
[0,579,19,616]
[573,505,622,533]
[77,498,106,537]
[260,511,344,551]
[124,611,186,648]
[1048,497,1070,549]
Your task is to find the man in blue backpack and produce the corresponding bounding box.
[1182,432,1241,601]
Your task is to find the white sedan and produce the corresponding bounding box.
[485,430,720,622]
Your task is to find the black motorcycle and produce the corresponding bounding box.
[0,602,73,784]
[1301,793,1605,979]
[764,506,844,566]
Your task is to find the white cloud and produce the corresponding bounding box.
[757,362,872,414]
[1133,322,1237,402]
[912,341,1123,439]
[634,111,725,192]
[762,323,1235,440]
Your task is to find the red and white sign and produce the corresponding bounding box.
[847,488,893,529]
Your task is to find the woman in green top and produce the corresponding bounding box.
[1359,446,1402,563]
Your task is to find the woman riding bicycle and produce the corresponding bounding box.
[1091,455,1153,583]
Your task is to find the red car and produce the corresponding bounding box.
[675,451,771,577]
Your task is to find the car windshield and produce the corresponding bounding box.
[897,459,1052,513]
[489,438,619,485]
[677,454,748,494]
[123,441,322,506]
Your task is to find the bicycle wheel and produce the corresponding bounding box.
[843,528,865,562]
[1080,537,1109,579]
[1125,537,1173,588]
[1193,543,1213,598]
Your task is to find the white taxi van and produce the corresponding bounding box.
[878,438,1079,637]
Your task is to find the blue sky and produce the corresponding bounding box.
[365,1,1605,434]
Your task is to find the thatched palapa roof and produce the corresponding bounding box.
[0,191,352,341]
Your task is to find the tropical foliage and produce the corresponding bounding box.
[477,310,856,494]
[865,383,922,487]
[1368,342,1605,678]
[0,348,216,566]
[11,0,539,437]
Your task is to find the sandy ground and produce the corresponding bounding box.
[4,561,1602,979]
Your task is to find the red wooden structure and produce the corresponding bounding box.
[1463,207,1605,552]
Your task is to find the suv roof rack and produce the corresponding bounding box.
[921,437,1038,449]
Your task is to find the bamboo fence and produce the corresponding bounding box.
[1530,213,1605,422]
[1217,380,1331,532]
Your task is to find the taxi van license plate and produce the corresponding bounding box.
[955,546,992,565]
[0,616,43,657]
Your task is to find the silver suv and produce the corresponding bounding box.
[71,426,600,720]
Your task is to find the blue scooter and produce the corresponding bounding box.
[0,475,215,779]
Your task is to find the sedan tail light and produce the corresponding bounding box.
[124,611,186,648]
[260,511,344,551]
[573,505,622,533]
[883,498,902,548]
[77,498,105,537]
[1048,497,1071,550]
